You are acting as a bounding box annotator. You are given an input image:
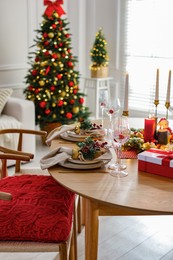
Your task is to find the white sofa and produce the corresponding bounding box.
[1,97,36,165]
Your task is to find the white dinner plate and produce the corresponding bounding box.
[59,160,106,170]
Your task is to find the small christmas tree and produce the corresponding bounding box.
[24,0,90,128]
[90,28,109,77]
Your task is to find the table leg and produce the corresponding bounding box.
[85,198,99,260]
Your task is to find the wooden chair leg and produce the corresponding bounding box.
[59,242,68,260]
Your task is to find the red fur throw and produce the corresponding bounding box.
[0,175,75,242]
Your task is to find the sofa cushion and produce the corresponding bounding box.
[0,89,13,114]
[0,175,75,242]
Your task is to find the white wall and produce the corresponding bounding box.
[0,0,121,109]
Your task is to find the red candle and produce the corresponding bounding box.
[144,118,155,142]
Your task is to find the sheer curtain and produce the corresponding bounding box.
[122,0,173,117]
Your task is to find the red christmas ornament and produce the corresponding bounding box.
[62,53,66,58]
[68,81,74,87]
[52,24,57,29]
[35,57,40,62]
[59,20,62,25]
[66,112,73,119]
[28,85,34,91]
[44,51,50,56]
[43,32,48,38]
[57,100,64,106]
[59,42,63,47]
[50,85,56,91]
[79,97,84,104]
[52,53,58,59]
[39,101,47,108]
[73,89,77,94]
[45,109,51,115]
[70,99,75,104]
[65,34,70,38]
[67,61,73,67]
[67,49,71,53]
[56,74,62,80]
[32,70,38,76]
[54,45,58,48]
[44,40,49,46]
[35,89,40,94]
[59,27,62,31]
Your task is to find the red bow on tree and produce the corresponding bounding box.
[44,0,66,18]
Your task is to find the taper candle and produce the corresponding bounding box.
[166,70,171,103]
[123,73,129,112]
[155,68,159,101]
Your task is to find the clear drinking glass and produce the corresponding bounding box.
[109,116,131,177]
[104,97,121,129]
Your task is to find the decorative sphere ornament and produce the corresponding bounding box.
[48,32,54,38]
[61,91,66,97]
[72,106,79,114]
[52,114,57,119]
[39,80,45,86]
[60,110,64,114]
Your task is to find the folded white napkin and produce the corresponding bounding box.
[40,147,73,170]
[45,124,77,146]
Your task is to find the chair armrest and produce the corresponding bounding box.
[0,191,12,200]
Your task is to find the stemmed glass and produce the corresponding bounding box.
[104,97,121,129]
[109,116,131,177]
[99,91,109,128]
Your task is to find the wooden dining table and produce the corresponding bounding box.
[48,119,173,260]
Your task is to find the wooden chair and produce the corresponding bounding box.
[0,137,78,259]
[0,128,82,235]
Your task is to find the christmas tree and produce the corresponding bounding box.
[90,28,109,72]
[24,0,90,128]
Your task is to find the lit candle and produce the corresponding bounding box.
[166,70,171,103]
[123,73,129,112]
[155,68,159,101]
[144,116,155,142]
[157,127,168,145]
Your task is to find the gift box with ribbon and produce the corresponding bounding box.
[138,148,173,178]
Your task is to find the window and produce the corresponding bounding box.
[124,0,173,117]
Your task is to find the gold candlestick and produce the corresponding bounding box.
[154,100,159,117]
[122,111,129,116]
[165,101,170,119]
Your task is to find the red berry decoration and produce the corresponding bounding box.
[52,53,58,59]
[70,99,75,104]
[52,24,56,29]
[43,32,48,38]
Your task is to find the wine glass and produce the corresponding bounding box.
[99,91,109,127]
[109,116,131,177]
[104,97,121,129]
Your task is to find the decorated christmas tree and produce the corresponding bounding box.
[24,0,90,128]
[90,28,109,78]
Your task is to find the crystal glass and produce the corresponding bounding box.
[104,97,121,129]
[109,116,131,177]
[99,90,109,128]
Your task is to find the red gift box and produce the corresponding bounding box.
[138,148,173,178]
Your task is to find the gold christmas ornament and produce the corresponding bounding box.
[61,91,66,97]
[48,32,54,38]
[60,110,64,114]
[72,106,79,114]
[39,80,45,86]
[52,103,56,107]
[52,114,57,119]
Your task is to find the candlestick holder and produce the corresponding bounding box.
[165,101,170,119]
[122,111,129,116]
[154,100,159,117]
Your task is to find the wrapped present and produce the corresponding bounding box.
[138,148,173,178]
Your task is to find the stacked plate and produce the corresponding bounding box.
[60,130,105,142]
[59,150,112,170]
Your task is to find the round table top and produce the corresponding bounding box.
[49,157,173,215]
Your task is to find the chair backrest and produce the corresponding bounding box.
[0,129,47,174]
